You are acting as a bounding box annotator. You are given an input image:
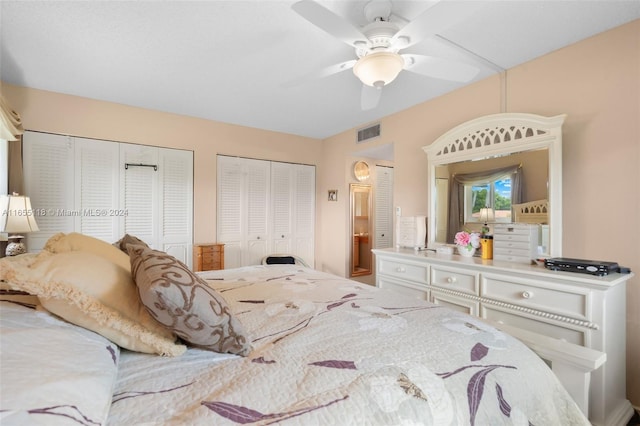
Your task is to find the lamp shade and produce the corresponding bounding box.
[479,207,495,223]
[353,52,405,88]
[0,195,39,233]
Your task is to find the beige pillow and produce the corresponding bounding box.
[128,244,252,356]
[1,250,186,357]
[43,232,131,271]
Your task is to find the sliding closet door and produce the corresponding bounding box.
[217,155,314,268]
[23,132,193,262]
[23,132,75,251]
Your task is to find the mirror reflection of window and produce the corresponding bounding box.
[465,176,512,223]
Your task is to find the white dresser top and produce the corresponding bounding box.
[372,247,633,289]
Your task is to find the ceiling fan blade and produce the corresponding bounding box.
[361,84,382,111]
[392,0,484,49]
[403,54,479,82]
[292,0,368,47]
[282,59,357,88]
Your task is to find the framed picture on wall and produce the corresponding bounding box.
[328,189,338,201]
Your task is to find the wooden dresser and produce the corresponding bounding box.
[373,247,634,426]
[193,243,224,272]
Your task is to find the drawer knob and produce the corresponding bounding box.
[521,291,534,299]
[396,267,406,273]
[446,277,457,284]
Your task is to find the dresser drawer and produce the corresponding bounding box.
[431,289,479,316]
[493,253,532,264]
[493,223,537,236]
[430,265,479,295]
[493,245,533,264]
[378,276,429,301]
[494,240,531,250]
[198,245,222,255]
[481,305,586,345]
[492,232,532,243]
[481,273,589,321]
[378,258,429,284]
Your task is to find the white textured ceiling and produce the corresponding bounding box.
[1,1,639,139]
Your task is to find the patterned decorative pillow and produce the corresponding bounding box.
[128,244,252,356]
[113,234,149,254]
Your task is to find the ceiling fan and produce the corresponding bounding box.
[290,0,481,110]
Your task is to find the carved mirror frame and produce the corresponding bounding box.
[422,113,566,257]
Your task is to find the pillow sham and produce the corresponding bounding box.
[128,244,252,356]
[0,250,186,356]
[0,300,119,426]
[43,232,131,271]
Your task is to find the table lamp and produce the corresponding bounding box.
[479,207,495,235]
[0,194,39,256]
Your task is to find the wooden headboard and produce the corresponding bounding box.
[512,199,549,224]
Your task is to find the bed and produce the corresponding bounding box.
[0,233,589,425]
[512,199,549,225]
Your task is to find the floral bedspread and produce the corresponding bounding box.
[107,265,588,426]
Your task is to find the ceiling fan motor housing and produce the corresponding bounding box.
[358,21,399,57]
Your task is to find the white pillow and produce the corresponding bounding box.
[0,300,119,425]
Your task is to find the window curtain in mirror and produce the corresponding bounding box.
[0,95,24,195]
[446,164,522,244]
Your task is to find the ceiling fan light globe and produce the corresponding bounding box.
[353,52,404,87]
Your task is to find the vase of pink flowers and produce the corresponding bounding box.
[454,230,480,257]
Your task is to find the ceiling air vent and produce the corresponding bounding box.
[357,123,380,143]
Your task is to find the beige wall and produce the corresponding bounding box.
[320,19,639,404]
[3,19,638,405]
[0,83,323,251]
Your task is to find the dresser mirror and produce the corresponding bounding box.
[423,113,566,257]
[350,183,373,277]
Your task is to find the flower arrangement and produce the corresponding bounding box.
[454,230,480,250]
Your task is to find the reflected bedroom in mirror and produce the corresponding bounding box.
[350,183,372,277]
[434,149,551,256]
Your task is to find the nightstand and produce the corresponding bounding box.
[193,243,224,272]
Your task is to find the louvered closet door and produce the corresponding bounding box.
[217,156,270,268]
[120,144,159,247]
[23,132,75,252]
[375,165,394,249]
[74,138,120,243]
[270,162,293,254]
[293,164,315,267]
[244,158,270,266]
[217,156,244,268]
[159,148,193,265]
